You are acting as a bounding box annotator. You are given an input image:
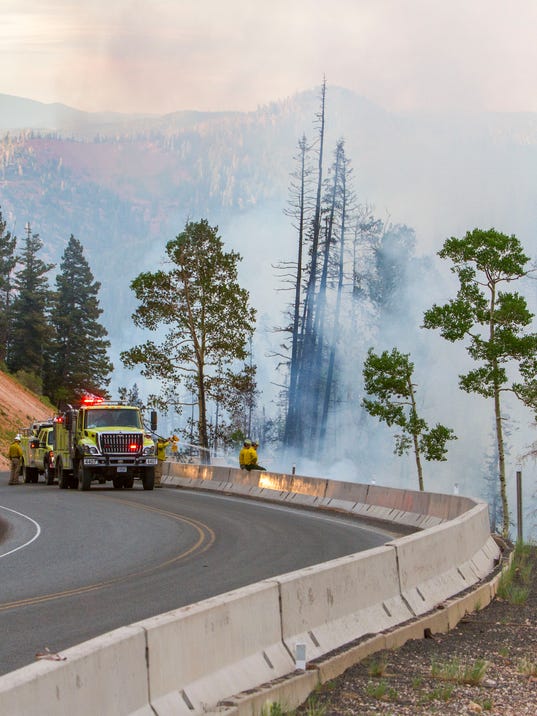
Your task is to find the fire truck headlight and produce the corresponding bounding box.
[142,445,156,456]
[82,444,99,455]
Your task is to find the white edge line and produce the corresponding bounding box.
[0,505,41,558]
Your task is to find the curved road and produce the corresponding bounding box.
[0,478,403,676]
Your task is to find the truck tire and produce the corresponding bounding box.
[76,462,92,491]
[142,468,155,490]
[57,461,69,489]
[44,462,54,485]
[23,464,38,483]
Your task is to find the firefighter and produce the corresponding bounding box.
[155,436,170,487]
[8,435,23,485]
[239,439,252,469]
[171,434,180,461]
[245,440,266,471]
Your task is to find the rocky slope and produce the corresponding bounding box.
[0,371,52,469]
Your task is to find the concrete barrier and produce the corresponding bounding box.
[0,626,150,716]
[144,581,294,715]
[393,502,499,614]
[277,545,413,662]
[0,462,503,716]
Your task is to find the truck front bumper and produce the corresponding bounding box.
[82,457,158,467]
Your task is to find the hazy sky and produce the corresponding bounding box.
[2,0,537,115]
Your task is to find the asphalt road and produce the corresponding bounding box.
[0,478,402,676]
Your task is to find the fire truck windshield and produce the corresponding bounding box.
[86,409,141,429]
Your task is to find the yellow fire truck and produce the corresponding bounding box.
[20,420,56,484]
[54,397,157,490]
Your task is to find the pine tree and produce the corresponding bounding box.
[8,223,53,386]
[121,219,256,457]
[0,208,17,364]
[45,234,112,405]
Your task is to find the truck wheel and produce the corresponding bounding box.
[44,462,54,485]
[56,462,69,490]
[56,461,67,489]
[142,468,155,490]
[76,463,92,491]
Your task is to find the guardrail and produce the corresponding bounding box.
[0,464,503,716]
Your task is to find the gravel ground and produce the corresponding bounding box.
[295,544,537,716]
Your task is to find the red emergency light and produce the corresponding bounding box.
[80,394,104,406]
[128,443,139,452]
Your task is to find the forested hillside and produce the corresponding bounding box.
[1,86,536,526]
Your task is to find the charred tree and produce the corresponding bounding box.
[319,142,353,444]
[294,79,327,449]
[281,134,311,448]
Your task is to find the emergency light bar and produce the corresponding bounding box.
[80,394,105,406]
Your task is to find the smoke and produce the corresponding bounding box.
[229,199,537,540]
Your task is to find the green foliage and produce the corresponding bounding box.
[430,657,489,684]
[44,234,112,404]
[260,701,287,716]
[14,369,42,395]
[8,225,54,378]
[298,696,327,716]
[420,684,455,702]
[118,383,145,410]
[364,679,398,701]
[497,541,534,604]
[518,657,537,677]
[0,207,17,364]
[366,655,389,677]
[121,219,256,451]
[362,347,456,490]
[423,227,537,537]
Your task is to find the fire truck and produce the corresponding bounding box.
[54,396,157,490]
[20,420,56,484]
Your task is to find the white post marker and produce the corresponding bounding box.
[295,642,306,671]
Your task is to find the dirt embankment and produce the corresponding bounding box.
[0,371,53,469]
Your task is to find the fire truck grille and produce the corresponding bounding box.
[99,433,142,455]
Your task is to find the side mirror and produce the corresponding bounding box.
[150,411,158,432]
[64,412,72,431]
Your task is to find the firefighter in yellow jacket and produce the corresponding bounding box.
[239,439,252,469]
[8,435,23,485]
[155,437,170,487]
[247,440,266,471]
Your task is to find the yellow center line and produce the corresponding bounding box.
[0,497,216,612]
